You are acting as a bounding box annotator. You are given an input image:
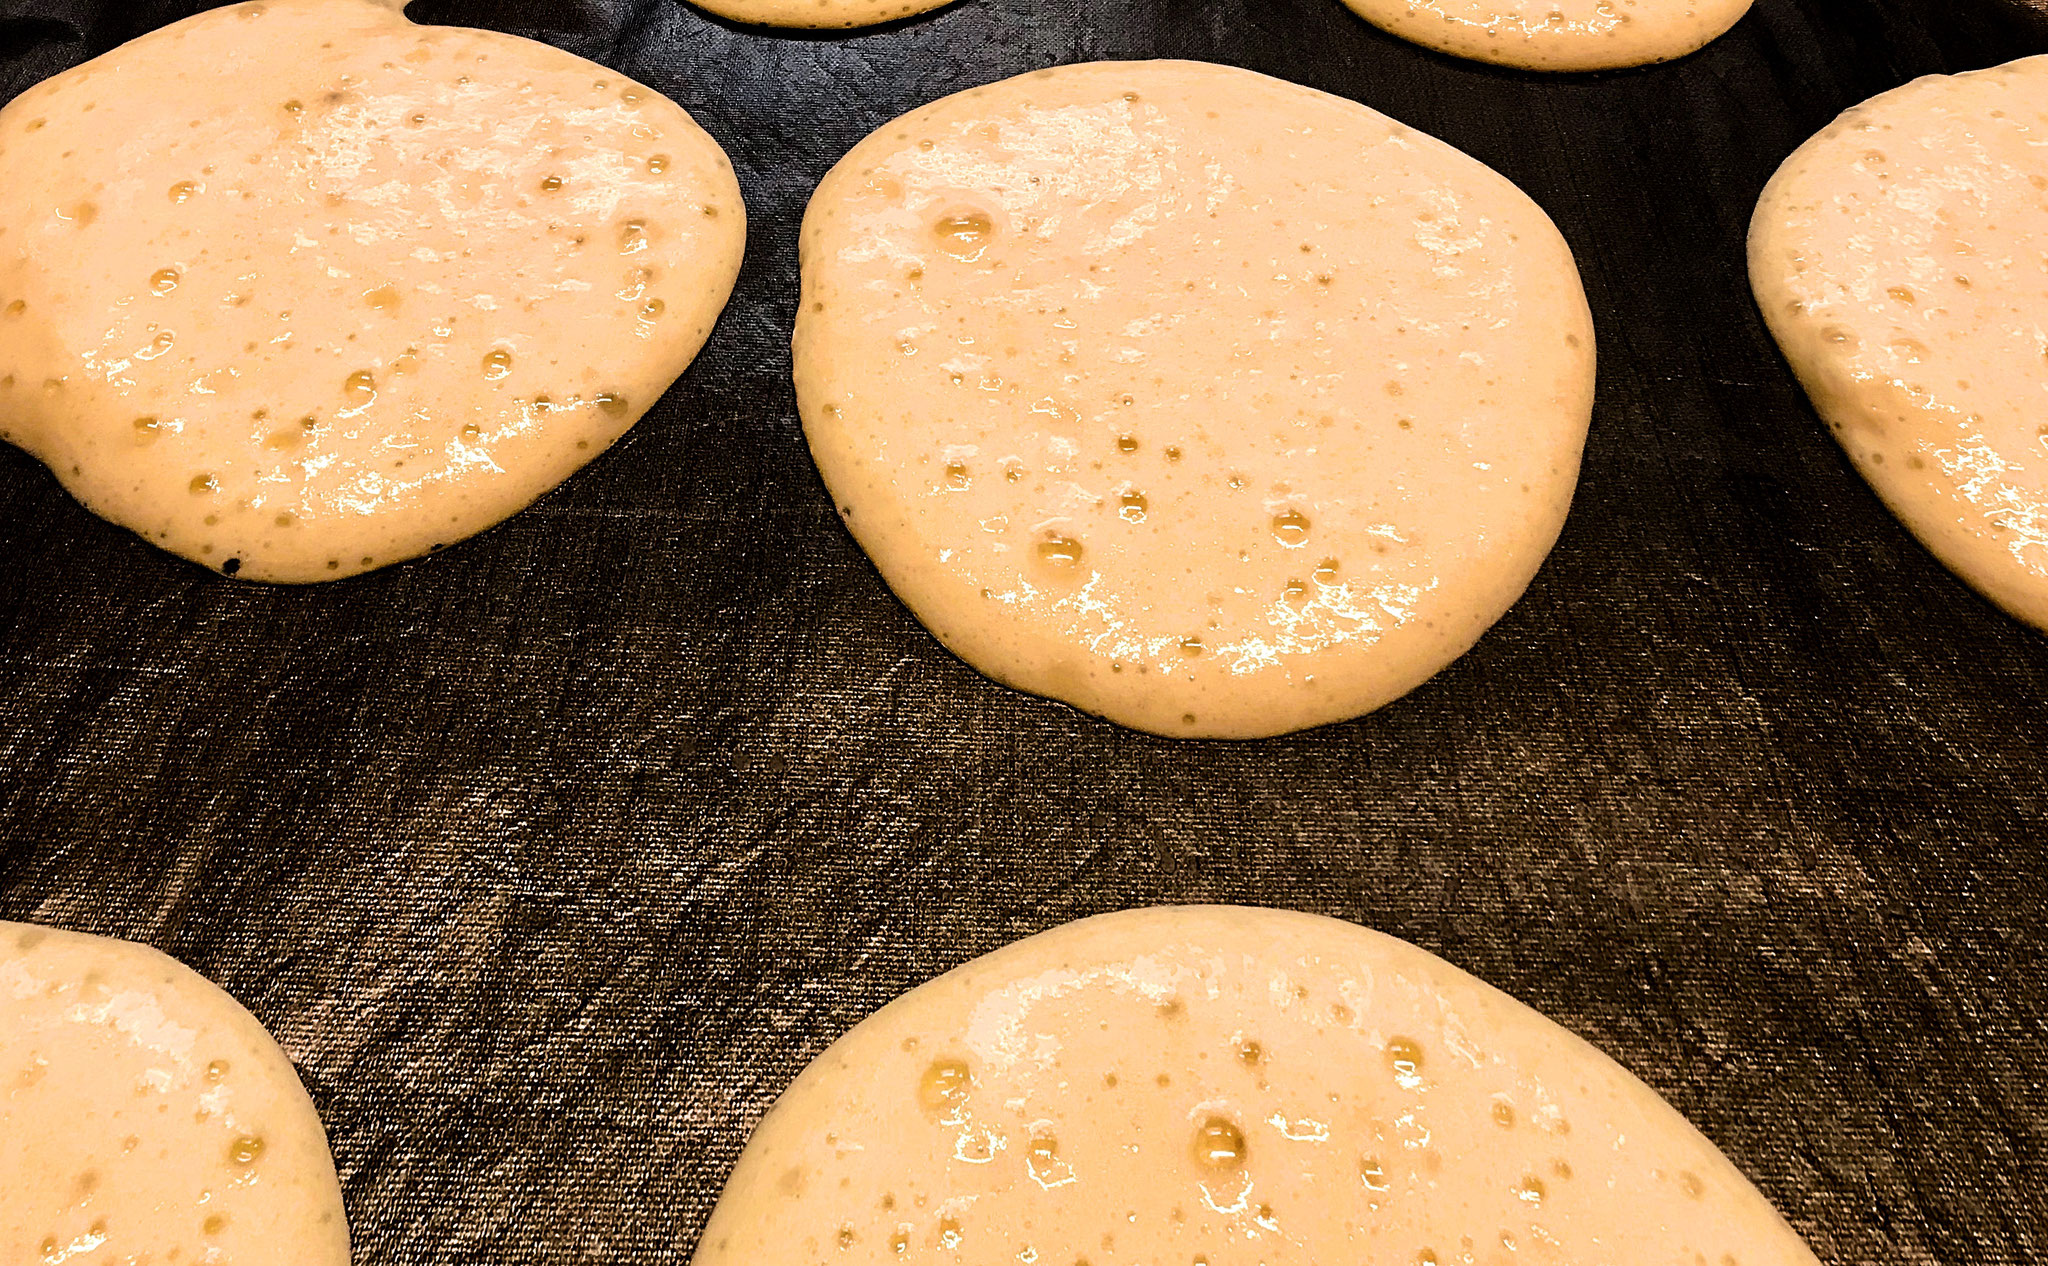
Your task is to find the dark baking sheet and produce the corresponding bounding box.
[1,0,2045,1260]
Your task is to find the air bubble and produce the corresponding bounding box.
[1517,1176,1546,1205]
[541,175,564,193]
[934,209,995,260]
[944,461,970,490]
[1119,492,1148,523]
[1886,285,1915,305]
[133,416,162,444]
[640,299,666,321]
[1385,1037,1424,1088]
[1116,435,1138,453]
[363,285,400,312]
[917,1059,970,1115]
[1313,558,1340,584]
[228,1136,263,1165]
[1492,1100,1515,1129]
[149,269,180,295]
[1360,1157,1390,1191]
[1177,636,1204,658]
[482,349,514,381]
[168,180,200,204]
[1037,534,1084,567]
[620,219,648,254]
[1272,510,1310,546]
[594,392,629,417]
[189,473,216,495]
[342,370,376,410]
[1193,1117,1246,1169]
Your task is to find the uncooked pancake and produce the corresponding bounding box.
[0,0,745,582]
[1335,0,1754,71]
[693,905,1819,1266]
[686,0,954,30]
[796,61,1593,738]
[1,921,348,1265]
[1751,57,2048,632]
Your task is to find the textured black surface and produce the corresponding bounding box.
[1,0,2046,1261]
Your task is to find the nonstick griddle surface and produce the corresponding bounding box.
[1,0,2045,1261]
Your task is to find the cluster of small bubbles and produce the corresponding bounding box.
[481,349,514,381]
[1416,1251,1438,1266]
[1037,534,1083,568]
[1237,1039,1262,1065]
[917,1058,971,1115]
[228,1135,264,1165]
[936,1216,962,1249]
[1193,1117,1246,1169]
[1385,1037,1424,1089]
[934,209,994,260]
[150,268,180,296]
[836,1226,856,1249]
[1517,1175,1546,1205]
[1272,510,1310,546]
[1118,492,1147,523]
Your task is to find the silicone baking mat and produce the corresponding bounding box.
[0,0,2043,1260]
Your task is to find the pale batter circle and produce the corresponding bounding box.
[796,61,1594,737]
[693,905,1821,1266]
[2,921,349,1266]
[0,0,746,582]
[1336,0,1755,72]
[1751,56,2048,632]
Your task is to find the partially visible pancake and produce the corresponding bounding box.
[796,61,1594,738]
[686,0,954,29]
[1,921,349,1265]
[1334,0,1754,71]
[693,905,1820,1266]
[1751,56,2048,631]
[0,0,745,581]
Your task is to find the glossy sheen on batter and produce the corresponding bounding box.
[694,906,1819,1266]
[1752,57,2048,632]
[1337,0,1753,71]
[1,921,349,1265]
[0,0,744,582]
[797,62,1593,737]
[686,0,954,30]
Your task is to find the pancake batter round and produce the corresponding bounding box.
[1335,0,1755,72]
[0,0,745,582]
[686,0,955,30]
[1,921,349,1266]
[693,905,1821,1266]
[1751,56,2048,632]
[796,61,1594,737]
